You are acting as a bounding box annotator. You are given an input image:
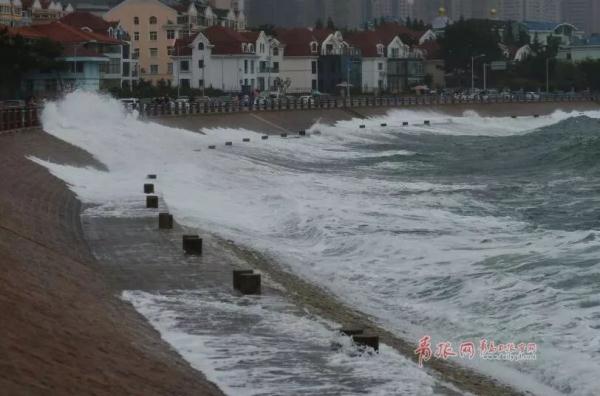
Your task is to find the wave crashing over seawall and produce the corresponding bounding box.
[35,91,600,395]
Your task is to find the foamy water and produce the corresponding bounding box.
[34,91,600,395]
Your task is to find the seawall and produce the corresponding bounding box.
[0,129,223,396]
[156,101,600,134]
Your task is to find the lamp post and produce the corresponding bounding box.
[483,63,488,91]
[546,57,551,94]
[471,54,484,92]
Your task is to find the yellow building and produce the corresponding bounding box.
[105,0,178,84]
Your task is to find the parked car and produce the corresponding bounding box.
[525,92,540,101]
[299,95,315,106]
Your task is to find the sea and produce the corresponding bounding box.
[34,91,600,395]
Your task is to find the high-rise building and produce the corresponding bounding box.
[496,0,561,22]
[562,0,600,34]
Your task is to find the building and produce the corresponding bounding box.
[496,0,562,22]
[276,28,320,93]
[521,21,584,46]
[562,0,600,35]
[105,0,244,85]
[61,11,138,88]
[557,35,600,61]
[172,25,271,92]
[13,21,123,96]
[315,30,362,94]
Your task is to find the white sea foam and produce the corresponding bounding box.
[34,91,600,395]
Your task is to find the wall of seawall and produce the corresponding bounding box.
[0,130,223,396]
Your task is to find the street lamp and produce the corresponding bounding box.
[546,57,551,94]
[471,54,485,92]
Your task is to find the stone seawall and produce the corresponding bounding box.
[0,130,223,396]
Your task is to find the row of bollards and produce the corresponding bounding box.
[233,269,261,295]
[340,327,379,352]
[360,120,429,129]
[208,130,307,149]
[143,175,262,297]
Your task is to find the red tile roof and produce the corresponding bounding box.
[416,40,441,59]
[240,30,259,42]
[376,23,424,43]
[15,21,120,45]
[62,44,106,59]
[275,28,319,57]
[173,33,197,56]
[2,25,46,39]
[60,11,113,33]
[345,30,384,57]
[202,25,252,55]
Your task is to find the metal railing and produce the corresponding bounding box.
[138,93,599,119]
[0,106,41,132]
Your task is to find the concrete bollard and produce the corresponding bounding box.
[340,328,364,337]
[182,235,203,255]
[158,212,173,229]
[403,121,409,126]
[238,273,261,295]
[144,183,155,194]
[511,115,517,118]
[243,138,250,142]
[352,335,379,352]
[534,114,540,118]
[280,133,288,138]
[147,174,157,179]
[380,123,387,127]
[424,120,430,125]
[146,195,158,208]
[299,130,306,136]
[208,145,216,149]
[359,125,366,128]
[261,135,269,140]
[225,141,233,146]
[233,269,254,290]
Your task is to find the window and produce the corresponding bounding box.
[199,79,204,87]
[69,61,84,73]
[260,43,265,53]
[198,59,204,68]
[133,16,139,25]
[310,41,318,53]
[180,60,189,72]
[377,44,384,56]
[167,62,173,74]
[133,48,139,58]
[167,46,175,56]
[150,64,159,74]
[198,42,204,50]
[180,79,190,88]
[250,60,254,73]
[134,31,139,41]
[273,47,279,56]
[311,79,317,90]
[378,62,383,71]
[150,48,158,57]
[149,31,157,41]
[378,80,383,89]
[149,16,157,24]
[272,61,279,72]
[242,43,247,52]
[391,48,399,58]
[244,59,248,73]
[311,60,317,74]
[248,44,254,52]
[167,30,175,39]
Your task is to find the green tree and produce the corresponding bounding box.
[326,17,336,30]
[0,28,64,98]
[439,19,503,73]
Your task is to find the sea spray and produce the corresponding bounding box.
[35,91,600,395]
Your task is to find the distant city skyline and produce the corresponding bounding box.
[245,0,600,34]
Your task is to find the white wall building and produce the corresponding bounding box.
[276,28,320,94]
